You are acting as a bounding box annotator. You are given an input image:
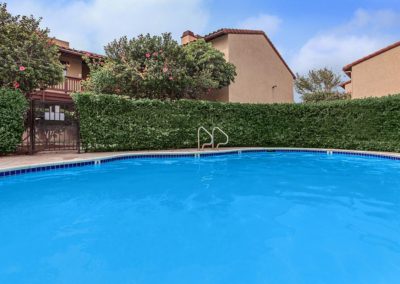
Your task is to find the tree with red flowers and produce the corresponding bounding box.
[0,3,63,94]
[83,33,236,100]
[83,33,188,99]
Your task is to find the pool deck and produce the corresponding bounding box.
[0,147,259,171]
[1,147,400,173]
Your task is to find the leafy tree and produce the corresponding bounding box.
[0,3,63,94]
[81,60,118,95]
[295,68,350,103]
[83,33,236,100]
[182,39,236,98]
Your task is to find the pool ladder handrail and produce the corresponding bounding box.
[197,126,213,150]
[212,127,229,149]
[197,126,229,150]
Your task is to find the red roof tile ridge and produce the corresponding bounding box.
[339,80,351,88]
[58,45,105,59]
[343,40,400,72]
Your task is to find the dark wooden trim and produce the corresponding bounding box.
[29,100,35,154]
[30,91,73,102]
[46,76,82,94]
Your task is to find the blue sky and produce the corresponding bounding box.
[5,0,400,76]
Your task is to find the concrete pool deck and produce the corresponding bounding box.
[0,147,262,171]
[1,147,400,173]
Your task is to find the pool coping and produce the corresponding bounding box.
[1,147,400,178]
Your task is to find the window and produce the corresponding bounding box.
[44,105,65,121]
[61,60,70,77]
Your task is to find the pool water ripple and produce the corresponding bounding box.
[0,152,400,284]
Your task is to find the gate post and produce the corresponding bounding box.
[29,99,35,154]
[76,109,81,154]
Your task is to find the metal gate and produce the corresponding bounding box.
[20,100,80,153]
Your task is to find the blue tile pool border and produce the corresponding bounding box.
[1,148,400,178]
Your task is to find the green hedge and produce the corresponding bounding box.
[0,89,28,154]
[73,92,400,152]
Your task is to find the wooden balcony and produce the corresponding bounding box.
[31,76,83,102]
[47,76,82,93]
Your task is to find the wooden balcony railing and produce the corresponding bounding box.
[47,76,82,93]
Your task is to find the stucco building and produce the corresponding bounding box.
[31,39,103,102]
[342,41,400,99]
[181,29,295,104]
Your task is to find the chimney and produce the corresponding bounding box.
[181,30,198,45]
[50,38,70,48]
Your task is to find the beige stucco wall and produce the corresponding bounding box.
[344,82,352,94]
[181,34,198,45]
[351,45,400,99]
[210,34,293,104]
[60,54,83,79]
[210,35,229,61]
[52,38,70,48]
[202,35,231,102]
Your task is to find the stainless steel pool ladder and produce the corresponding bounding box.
[198,126,213,150]
[212,127,229,149]
[197,126,229,150]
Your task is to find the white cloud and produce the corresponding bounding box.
[291,9,400,76]
[238,14,282,36]
[6,0,209,53]
[292,35,387,75]
[346,9,400,30]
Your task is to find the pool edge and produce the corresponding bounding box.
[1,147,400,178]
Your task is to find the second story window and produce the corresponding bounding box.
[60,61,70,77]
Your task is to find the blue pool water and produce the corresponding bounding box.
[1,152,400,284]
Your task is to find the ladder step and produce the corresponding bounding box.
[197,126,229,150]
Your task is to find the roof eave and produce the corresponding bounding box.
[204,28,296,79]
[58,47,105,59]
[339,80,351,89]
[342,40,400,73]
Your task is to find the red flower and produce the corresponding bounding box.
[13,81,20,89]
[145,53,151,58]
[163,66,168,73]
[169,76,173,81]
[152,52,158,57]
[19,66,26,71]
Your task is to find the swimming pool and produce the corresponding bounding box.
[1,151,400,284]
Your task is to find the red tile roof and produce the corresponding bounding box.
[343,40,400,72]
[58,46,104,59]
[202,28,295,79]
[203,28,265,41]
[339,80,351,89]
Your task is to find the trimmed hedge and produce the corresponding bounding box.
[0,89,28,154]
[73,92,400,152]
